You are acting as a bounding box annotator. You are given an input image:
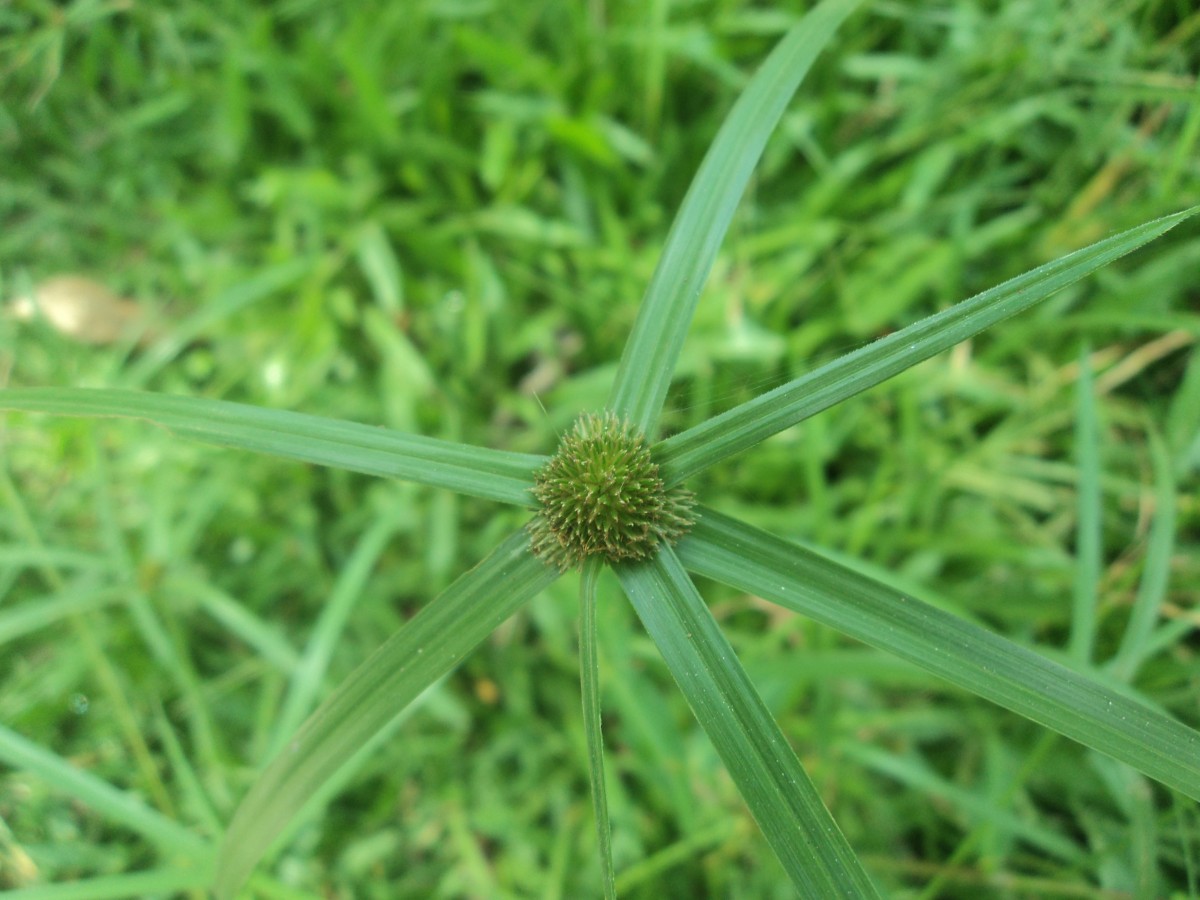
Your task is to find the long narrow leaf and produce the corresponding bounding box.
[167,576,300,674]
[607,0,861,434]
[657,207,1200,485]
[215,530,560,898]
[1111,431,1176,681]
[616,548,882,898]
[269,513,404,755]
[678,508,1200,801]
[0,725,208,858]
[0,388,543,506]
[3,869,213,900]
[120,259,313,388]
[579,558,616,899]
[1069,344,1101,664]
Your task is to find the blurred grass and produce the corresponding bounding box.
[1,0,1198,897]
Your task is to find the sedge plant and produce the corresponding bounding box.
[2,0,1199,895]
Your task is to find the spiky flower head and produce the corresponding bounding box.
[528,412,696,571]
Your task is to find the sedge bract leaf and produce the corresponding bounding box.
[0,387,543,506]
[657,207,1200,485]
[215,530,559,898]
[616,548,882,898]
[607,0,862,434]
[678,507,1200,802]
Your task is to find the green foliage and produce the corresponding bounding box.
[2,0,1199,898]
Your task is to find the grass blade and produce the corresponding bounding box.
[3,869,213,900]
[215,530,559,898]
[678,508,1200,801]
[120,259,313,388]
[615,548,882,898]
[1110,431,1176,681]
[579,558,616,899]
[657,207,1200,485]
[0,724,209,859]
[167,576,300,674]
[0,583,118,645]
[0,388,543,506]
[607,0,861,434]
[268,513,405,755]
[843,744,1085,864]
[1069,344,1102,664]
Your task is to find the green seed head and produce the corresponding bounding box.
[528,412,696,571]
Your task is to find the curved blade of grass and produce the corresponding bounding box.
[579,558,616,900]
[0,584,118,645]
[613,820,739,894]
[657,207,1200,485]
[120,258,312,388]
[607,0,861,434]
[0,388,543,506]
[1069,343,1101,664]
[166,576,300,675]
[2,868,213,900]
[843,743,1084,864]
[0,724,209,859]
[268,513,405,756]
[615,548,882,898]
[1110,430,1176,681]
[678,507,1200,801]
[215,530,560,898]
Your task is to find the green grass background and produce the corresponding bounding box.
[2,1,1199,896]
